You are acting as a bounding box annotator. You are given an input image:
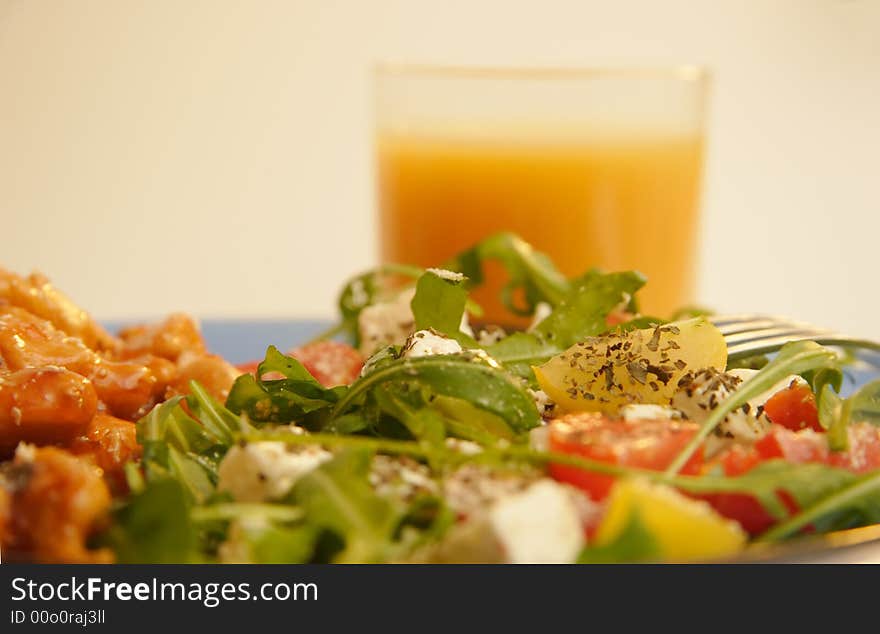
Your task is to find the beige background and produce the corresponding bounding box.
[1,1,878,336]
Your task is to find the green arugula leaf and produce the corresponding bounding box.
[371,384,447,446]
[108,479,198,563]
[137,381,250,504]
[822,379,880,451]
[726,354,771,371]
[225,346,347,424]
[822,384,850,451]
[758,467,880,540]
[138,397,223,504]
[245,524,320,564]
[330,353,541,436]
[486,270,645,378]
[428,394,516,443]
[410,269,477,347]
[532,270,646,343]
[849,379,880,425]
[444,232,569,316]
[292,448,401,563]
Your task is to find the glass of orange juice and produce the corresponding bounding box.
[374,65,710,323]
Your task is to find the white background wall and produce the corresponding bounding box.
[1,1,878,335]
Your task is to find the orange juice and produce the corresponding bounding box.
[377,131,705,322]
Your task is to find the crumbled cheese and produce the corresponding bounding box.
[357,287,416,356]
[528,388,555,418]
[443,464,538,517]
[673,369,769,442]
[217,442,331,502]
[489,480,585,564]
[620,403,681,422]
[401,328,463,358]
[426,268,465,282]
[369,455,438,502]
[527,302,553,332]
[476,325,508,347]
[444,437,484,455]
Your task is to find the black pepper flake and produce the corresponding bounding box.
[646,363,673,385]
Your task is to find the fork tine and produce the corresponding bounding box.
[723,326,835,347]
[711,313,880,361]
[714,319,789,336]
[710,314,789,327]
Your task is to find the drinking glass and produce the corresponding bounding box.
[374,65,710,323]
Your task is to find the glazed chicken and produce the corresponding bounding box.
[0,268,240,562]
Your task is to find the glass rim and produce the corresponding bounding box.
[374,62,709,82]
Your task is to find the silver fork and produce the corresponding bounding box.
[709,314,880,360]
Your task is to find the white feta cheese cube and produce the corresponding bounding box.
[489,479,585,564]
[402,329,463,358]
[620,403,682,422]
[217,442,331,502]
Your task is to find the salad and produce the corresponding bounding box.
[2,233,880,563]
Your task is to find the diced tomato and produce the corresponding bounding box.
[547,412,704,501]
[763,383,822,432]
[754,425,828,463]
[289,341,364,387]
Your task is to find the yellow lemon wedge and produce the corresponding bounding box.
[534,317,727,415]
[595,478,747,562]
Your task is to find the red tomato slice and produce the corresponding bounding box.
[701,423,880,534]
[698,442,799,535]
[762,383,822,432]
[289,341,364,387]
[547,412,704,501]
[755,425,829,463]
